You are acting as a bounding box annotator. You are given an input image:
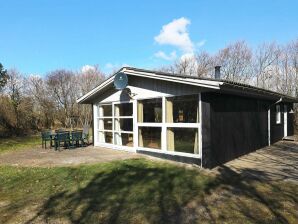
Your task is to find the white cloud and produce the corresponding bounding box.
[154,51,177,61]
[105,63,129,69]
[104,63,130,74]
[105,63,114,69]
[180,52,195,61]
[81,65,95,73]
[197,40,206,47]
[154,17,194,53]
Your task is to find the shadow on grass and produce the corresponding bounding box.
[206,166,297,224]
[22,160,209,224]
[15,159,296,224]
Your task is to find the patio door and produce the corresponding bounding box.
[113,102,134,147]
[284,105,287,137]
[97,102,134,148]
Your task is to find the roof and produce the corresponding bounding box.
[77,66,298,104]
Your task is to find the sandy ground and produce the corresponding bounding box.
[0,141,297,182]
[0,146,144,167]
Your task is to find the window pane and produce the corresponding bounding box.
[99,131,113,144]
[115,133,133,147]
[138,98,162,123]
[99,105,112,117]
[98,119,112,130]
[276,105,281,124]
[114,103,133,116]
[138,127,161,149]
[166,95,198,123]
[167,128,199,154]
[114,118,133,132]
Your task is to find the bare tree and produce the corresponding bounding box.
[46,70,75,127]
[215,41,253,83]
[173,55,197,76]
[287,38,298,97]
[5,69,24,131]
[76,65,105,127]
[253,42,280,89]
[157,65,177,74]
[195,51,214,78]
[27,75,56,129]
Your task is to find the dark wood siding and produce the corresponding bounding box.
[202,93,270,168]
[201,99,212,168]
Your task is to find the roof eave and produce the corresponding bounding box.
[77,67,223,104]
[221,83,298,103]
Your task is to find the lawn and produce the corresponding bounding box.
[0,135,40,154]
[0,159,297,224]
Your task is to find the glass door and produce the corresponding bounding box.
[113,102,134,147]
[97,102,134,147]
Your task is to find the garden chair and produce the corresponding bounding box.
[70,131,83,148]
[54,131,70,150]
[41,130,52,149]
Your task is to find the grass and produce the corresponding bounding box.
[0,135,40,154]
[0,159,297,224]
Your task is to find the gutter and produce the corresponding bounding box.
[221,82,297,103]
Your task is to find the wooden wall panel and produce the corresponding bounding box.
[129,76,203,96]
[202,93,270,168]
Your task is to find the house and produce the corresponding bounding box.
[77,67,297,168]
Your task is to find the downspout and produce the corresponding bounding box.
[268,97,283,146]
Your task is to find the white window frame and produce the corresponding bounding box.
[95,101,134,150]
[136,97,164,150]
[94,94,202,159]
[276,105,281,124]
[136,94,202,158]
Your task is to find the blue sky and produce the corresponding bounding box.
[0,0,297,76]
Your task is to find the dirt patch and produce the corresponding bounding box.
[0,146,144,167]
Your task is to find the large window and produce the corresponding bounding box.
[167,128,199,154]
[138,98,162,123]
[166,95,199,123]
[138,127,161,149]
[165,95,199,155]
[97,102,133,147]
[137,94,200,156]
[96,94,201,157]
[137,98,162,150]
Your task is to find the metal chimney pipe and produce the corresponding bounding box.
[215,66,221,79]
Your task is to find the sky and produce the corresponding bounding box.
[0,0,297,76]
